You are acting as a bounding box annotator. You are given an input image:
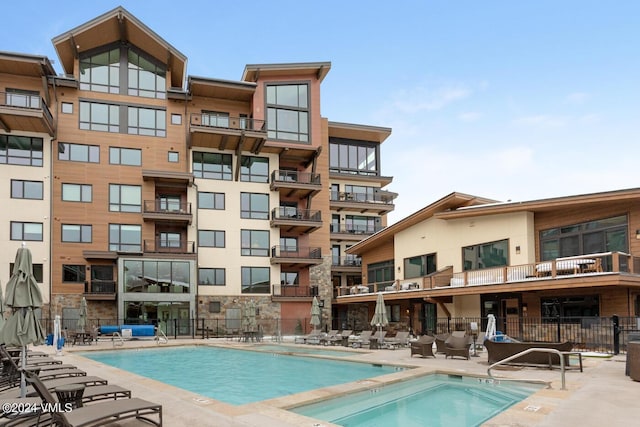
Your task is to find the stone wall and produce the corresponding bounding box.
[310,256,332,327]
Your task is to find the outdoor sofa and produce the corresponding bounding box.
[484,339,579,369]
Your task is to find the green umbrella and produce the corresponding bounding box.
[310,296,321,332]
[1,246,46,398]
[77,297,88,332]
[370,292,389,330]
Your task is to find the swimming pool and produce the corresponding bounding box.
[250,343,355,357]
[291,373,542,427]
[80,346,404,405]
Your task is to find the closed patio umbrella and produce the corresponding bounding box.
[53,314,62,355]
[0,280,5,333]
[370,292,389,332]
[310,296,321,332]
[77,297,88,332]
[1,245,46,398]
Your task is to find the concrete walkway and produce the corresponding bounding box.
[29,338,640,426]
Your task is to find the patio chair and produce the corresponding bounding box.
[329,330,352,346]
[444,334,474,360]
[410,335,436,358]
[320,330,340,346]
[385,331,411,349]
[348,330,372,348]
[434,333,450,354]
[369,330,387,349]
[24,370,163,427]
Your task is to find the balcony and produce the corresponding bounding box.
[189,113,266,153]
[83,280,117,301]
[331,256,362,273]
[330,224,384,241]
[0,92,55,136]
[272,284,318,301]
[330,190,396,214]
[143,240,196,258]
[270,170,321,198]
[270,207,322,234]
[270,246,323,269]
[143,200,192,224]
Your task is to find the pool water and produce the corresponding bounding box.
[80,346,403,405]
[291,373,541,427]
[251,344,354,357]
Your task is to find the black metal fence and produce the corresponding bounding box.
[40,315,640,354]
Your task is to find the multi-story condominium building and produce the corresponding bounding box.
[342,189,640,337]
[0,7,395,335]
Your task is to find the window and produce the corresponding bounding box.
[201,111,229,127]
[345,185,376,202]
[109,224,141,252]
[171,114,182,125]
[367,260,394,286]
[192,152,232,180]
[404,253,436,279]
[79,48,120,93]
[241,230,269,256]
[198,230,225,248]
[159,232,181,248]
[240,156,269,183]
[62,224,92,243]
[345,215,377,234]
[10,222,42,241]
[58,142,99,163]
[329,139,378,176]
[127,106,166,136]
[541,295,600,318]
[198,192,225,210]
[540,215,628,261]
[123,260,189,292]
[209,301,221,313]
[110,147,142,166]
[79,101,120,132]
[159,195,181,212]
[63,265,86,282]
[0,135,43,166]
[280,271,299,285]
[11,180,43,199]
[10,263,43,283]
[279,237,298,252]
[168,151,179,162]
[109,184,141,212]
[6,89,40,108]
[61,102,73,114]
[463,239,508,271]
[241,267,270,294]
[199,268,225,286]
[62,184,92,202]
[240,193,269,219]
[266,84,309,142]
[331,214,340,233]
[127,49,166,99]
[330,184,340,201]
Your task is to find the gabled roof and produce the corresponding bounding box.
[0,51,55,77]
[347,192,498,254]
[51,6,187,88]
[242,62,331,83]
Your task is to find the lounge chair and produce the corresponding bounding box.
[0,376,109,399]
[444,334,474,360]
[348,330,372,348]
[320,330,339,346]
[24,370,163,427]
[410,335,436,358]
[294,330,322,344]
[369,330,387,349]
[329,330,352,346]
[434,333,450,354]
[385,331,410,349]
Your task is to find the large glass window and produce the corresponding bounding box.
[11,180,43,199]
[540,215,628,260]
[240,156,269,183]
[541,295,600,318]
[79,48,120,93]
[198,192,225,210]
[5,89,40,108]
[241,230,269,256]
[127,106,166,136]
[345,215,377,234]
[241,267,270,294]
[266,84,309,142]
[404,253,437,279]
[201,111,229,127]
[58,142,100,163]
[0,135,43,166]
[329,139,378,176]
[127,49,166,99]
[241,193,269,219]
[110,147,142,166]
[198,230,225,248]
[62,184,92,202]
[79,101,120,132]
[109,184,141,212]
[62,224,92,243]
[280,271,299,285]
[63,265,86,283]
[463,239,509,271]
[199,268,225,286]
[109,224,141,252]
[279,237,298,252]
[367,260,394,285]
[10,222,42,241]
[159,232,181,248]
[123,260,190,292]
[192,152,232,180]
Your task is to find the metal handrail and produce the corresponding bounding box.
[111,332,124,347]
[155,329,168,345]
[487,347,575,390]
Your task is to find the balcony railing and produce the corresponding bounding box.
[270,246,322,259]
[85,280,116,294]
[271,170,321,185]
[144,240,195,254]
[330,224,384,235]
[271,207,321,221]
[332,256,362,267]
[272,285,319,298]
[190,113,265,132]
[330,191,395,204]
[143,200,191,214]
[0,91,54,135]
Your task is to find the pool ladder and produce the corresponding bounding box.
[155,329,168,345]
[487,348,579,390]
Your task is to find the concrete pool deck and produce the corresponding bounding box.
[36,338,639,426]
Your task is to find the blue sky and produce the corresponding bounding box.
[2,1,638,223]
